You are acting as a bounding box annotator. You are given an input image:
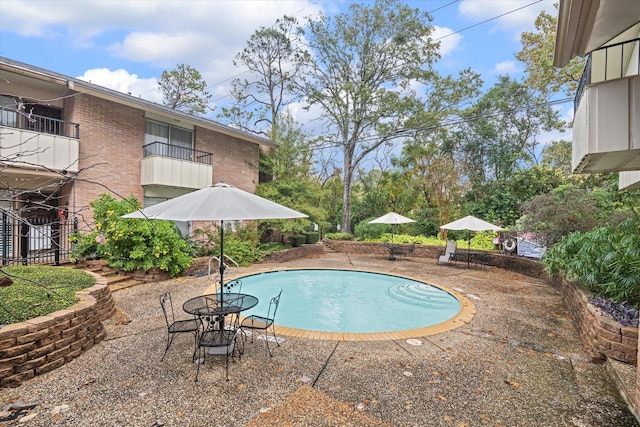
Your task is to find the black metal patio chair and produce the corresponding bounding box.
[240,289,282,357]
[219,279,243,330]
[159,292,200,361]
[195,325,243,382]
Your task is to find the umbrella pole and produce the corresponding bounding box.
[467,230,471,268]
[219,220,225,329]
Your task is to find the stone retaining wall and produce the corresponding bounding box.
[259,244,325,263]
[322,240,546,278]
[80,259,170,282]
[552,275,638,365]
[0,272,115,387]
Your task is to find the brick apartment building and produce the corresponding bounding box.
[0,57,273,265]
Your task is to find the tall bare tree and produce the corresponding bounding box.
[297,0,439,233]
[222,16,308,141]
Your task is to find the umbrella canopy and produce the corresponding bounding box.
[122,182,307,222]
[123,182,307,312]
[369,212,416,248]
[368,212,416,225]
[440,215,503,232]
[440,215,503,268]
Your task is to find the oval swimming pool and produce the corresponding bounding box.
[237,269,462,334]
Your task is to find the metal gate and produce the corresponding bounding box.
[1,212,76,266]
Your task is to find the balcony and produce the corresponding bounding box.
[0,113,80,174]
[140,141,213,190]
[572,38,640,174]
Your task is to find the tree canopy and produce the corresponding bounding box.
[159,64,212,115]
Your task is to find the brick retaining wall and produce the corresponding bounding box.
[323,240,546,278]
[80,259,170,282]
[0,272,115,387]
[552,275,638,365]
[259,244,325,263]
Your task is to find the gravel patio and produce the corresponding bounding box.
[1,249,637,426]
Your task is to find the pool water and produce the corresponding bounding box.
[237,269,461,334]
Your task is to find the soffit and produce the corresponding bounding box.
[554,0,640,67]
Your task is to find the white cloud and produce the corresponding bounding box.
[1,1,322,58]
[458,0,556,38]
[431,26,462,57]
[77,68,162,103]
[493,60,521,75]
[108,32,218,68]
[0,0,324,112]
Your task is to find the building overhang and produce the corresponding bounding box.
[554,0,640,67]
[0,167,71,192]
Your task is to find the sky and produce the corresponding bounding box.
[0,0,570,147]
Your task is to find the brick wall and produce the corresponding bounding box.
[0,272,115,387]
[63,94,262,233]
[196,127,260,192]
[67,94,145,230]
[259,244,325,263]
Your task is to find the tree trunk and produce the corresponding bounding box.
[342,161,353,234]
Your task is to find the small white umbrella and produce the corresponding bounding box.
[369,212,416,245]
[440,215,503,267]
[123,182,307,309]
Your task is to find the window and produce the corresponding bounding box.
[0,96,17,127]
[144,120,193,160]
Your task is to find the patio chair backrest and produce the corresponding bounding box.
[160,292,175,327]
[445,241,457,254]
[222,279,242,294]
[266,289,282,321]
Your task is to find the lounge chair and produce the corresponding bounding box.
[437,241,457,264]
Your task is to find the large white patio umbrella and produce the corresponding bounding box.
[123,182,307,305]
[369,212,416,244]
[440,215,503,267]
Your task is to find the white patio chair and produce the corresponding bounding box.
[437,241,458,264]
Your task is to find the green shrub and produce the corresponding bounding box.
[70,194,193,277]
[354,219,389,240]
[543,219,640,306]
[290,234,307,247]
[0,266,95,324]
[467,231,497,250]
[220,239,263,266]
[325,232,354,241]
[193,222,263,266]
[303,231,320,244]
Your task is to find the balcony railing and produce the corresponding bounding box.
[575,37,640,111]
[143,141,213,165]
[0,111,80,139]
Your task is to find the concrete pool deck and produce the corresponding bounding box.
[1,250,638,426]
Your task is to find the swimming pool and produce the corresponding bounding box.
[237,269,467,336]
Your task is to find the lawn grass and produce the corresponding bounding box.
[0,266,96,325]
